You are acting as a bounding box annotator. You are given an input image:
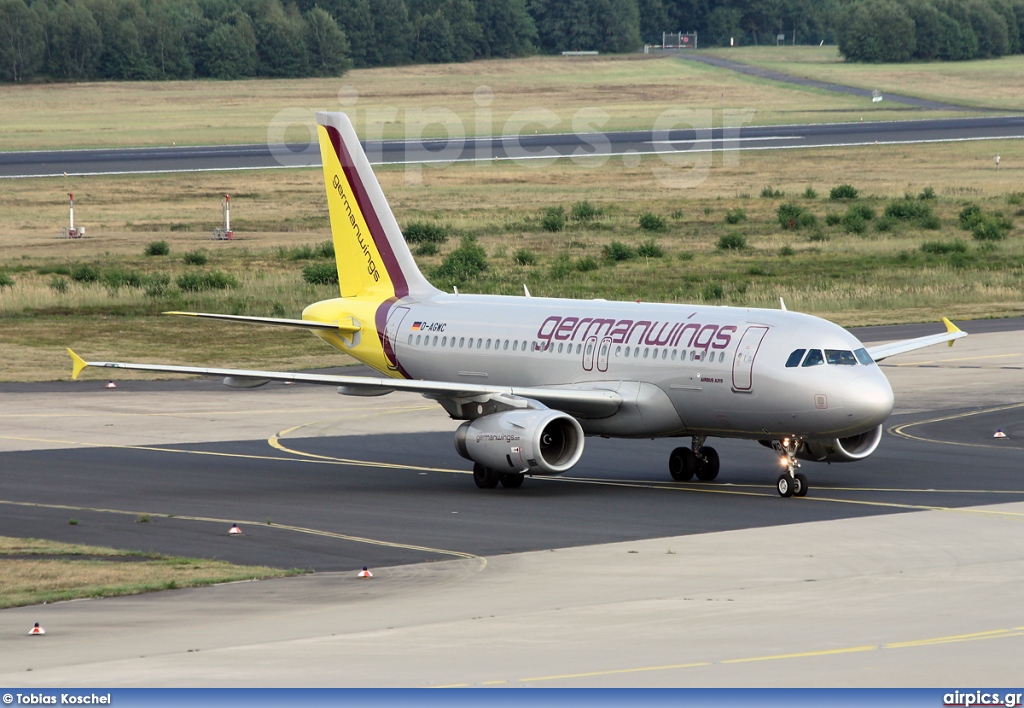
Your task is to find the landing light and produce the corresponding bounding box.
[779,456,789,466]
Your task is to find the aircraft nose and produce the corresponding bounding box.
[844,372,894,427]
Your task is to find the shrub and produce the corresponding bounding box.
[777,202,806,229]
[102,268,145,290]
[703,282,725,300]
[513,248,537,266]
[637,239,664,258]
[760,186,783,198]
[301,262,339,286]
[797,211,818,229]
[49,275,69,293]
[144,273,171,297]
[847,204,876,221]
[145,240,170,256]
[541,206,566,233]
[404,222,449,244]
[603,241,636,262]
[885,199,933,222]
[829,184,858,200]
[921,214,942,230]
[919,186,936,200]
[638,212,666,231]
[575,256,599,272]
[779,245,795,256]
[874,216,897,233]
[70,264,99,282]
[0,272,14,288]
[314,240,335,259]
[724,207,746,224]
[183,250,208,266]
[841,212,867,235]
[972,218,1008,241]
[432,236,489,283]
[747,265,771,276]
[808,230,829,242]
[959,203,984,230]
[286,244,315,260]
[571,200,599,221]
[921,240,968,255]
[177,270,239,291]
[803,186,818,199]
[825,212,841,226]
[414,242,439,256]
[549,254,572,279]
[678,251,694,261]
[1007,192,1024,206]
[717,233,747,250]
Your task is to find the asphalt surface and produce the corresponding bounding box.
[3,116,1024,178]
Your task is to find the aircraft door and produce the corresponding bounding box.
[582,336,597,371]
[731,325,769,392]
[597,337,611,372]
[383,306,410,370]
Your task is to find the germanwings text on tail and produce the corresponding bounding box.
[68,112,966,497]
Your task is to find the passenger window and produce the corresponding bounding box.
[459,337,465,347]
[477,338,483,348]
[616,346,622,357]
[441,336,447,346]
[854,348,874,366]
[432,336,438,346]
[643,348,649,359]
[504,340,509,351]
[416,335,422,345]
[407,334,413,345]
[662,349,668,360]
[802,349,824,367]
[826,349,857,366]
[671,350,677,361]
[786,349,806,368]
[558,343,564,353]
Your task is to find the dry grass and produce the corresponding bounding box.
[0,535,299,609]
[0,55,980,151]
[704,46,1024,111]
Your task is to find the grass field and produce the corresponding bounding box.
[703,46,1024,112]
[0,54,989,151]
[0,535,300,609]
[2,136,1022,381]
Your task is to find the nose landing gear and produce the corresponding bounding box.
[773,437,808,498]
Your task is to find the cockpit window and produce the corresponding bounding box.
[801,349,824,367]
[854,348,874,366]
[785,349,806,368]
[825,349,857,366]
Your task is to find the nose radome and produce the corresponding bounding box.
[844,373,894,426]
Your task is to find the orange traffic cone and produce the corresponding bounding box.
[228,523,242,535]
[994,429,1007,439]
[357,566,372,578]
[29,623,45,636]
[106,381,117,389]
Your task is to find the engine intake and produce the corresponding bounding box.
[796,424,884,463]
[454,409,584,476]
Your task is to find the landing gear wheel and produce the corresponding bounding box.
[793,472,809,497]
[695,446,720,481]
[776,474,795,498]
[499,472,525,489]
[473,463,500,489]
[668,447,696,481]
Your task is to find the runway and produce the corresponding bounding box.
[2,116,1024,178]
[0,320,1021,685]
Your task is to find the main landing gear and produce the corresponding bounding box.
[473,463,525,489]
[668,436,719,483]
[773,438,808,498]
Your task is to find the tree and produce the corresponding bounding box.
[305,6,351,75]
[254,1,310,77]
[598,0,642,52]
[45,0,103,79]
[637,0,669,43]
[967,0,1010,56]
[474,0,537,57]
[0,0,45,82]
[838,0,916,62]
[145,0,200,79]
[530,0,600,52]
[315,0,380,67]
[201,11,257,78]
[374,0,413,65]
[86,0,155,79]
[904,0,945,59]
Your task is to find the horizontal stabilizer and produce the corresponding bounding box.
[163,311,358,332]
[866,317,966,362]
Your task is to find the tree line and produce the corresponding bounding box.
[2,0,1023,83]
[838,0,1024,62]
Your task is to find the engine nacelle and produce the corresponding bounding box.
[454,410,584,476]
[796,424,884,463]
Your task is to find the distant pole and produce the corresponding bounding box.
[994,154,1000,168]
[68,193,74,230]
[224,194,231,231]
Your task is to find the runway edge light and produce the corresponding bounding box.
[106,381,117,389]
[358,566,373,579]
[229,523,242,535]
[29,623,45,636]
[994,429,1007,439]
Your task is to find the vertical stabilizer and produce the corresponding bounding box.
[316,111,438,299]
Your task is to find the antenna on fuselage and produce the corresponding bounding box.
[524,284,531,298]
[780,297,787,311]
[453,286,459,296]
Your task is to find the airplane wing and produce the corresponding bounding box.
[66,350,622,418]
[865,318,966,362]
[163,311,359,332]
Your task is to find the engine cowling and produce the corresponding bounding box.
[796,424,884,463]
[454,410,584,476]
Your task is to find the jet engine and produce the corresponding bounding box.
[796,424,884,463]
[454,409,584,476]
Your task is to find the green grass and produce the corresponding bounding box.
[0,535,301,609]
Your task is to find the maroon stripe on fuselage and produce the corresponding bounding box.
[325,125,409,299]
